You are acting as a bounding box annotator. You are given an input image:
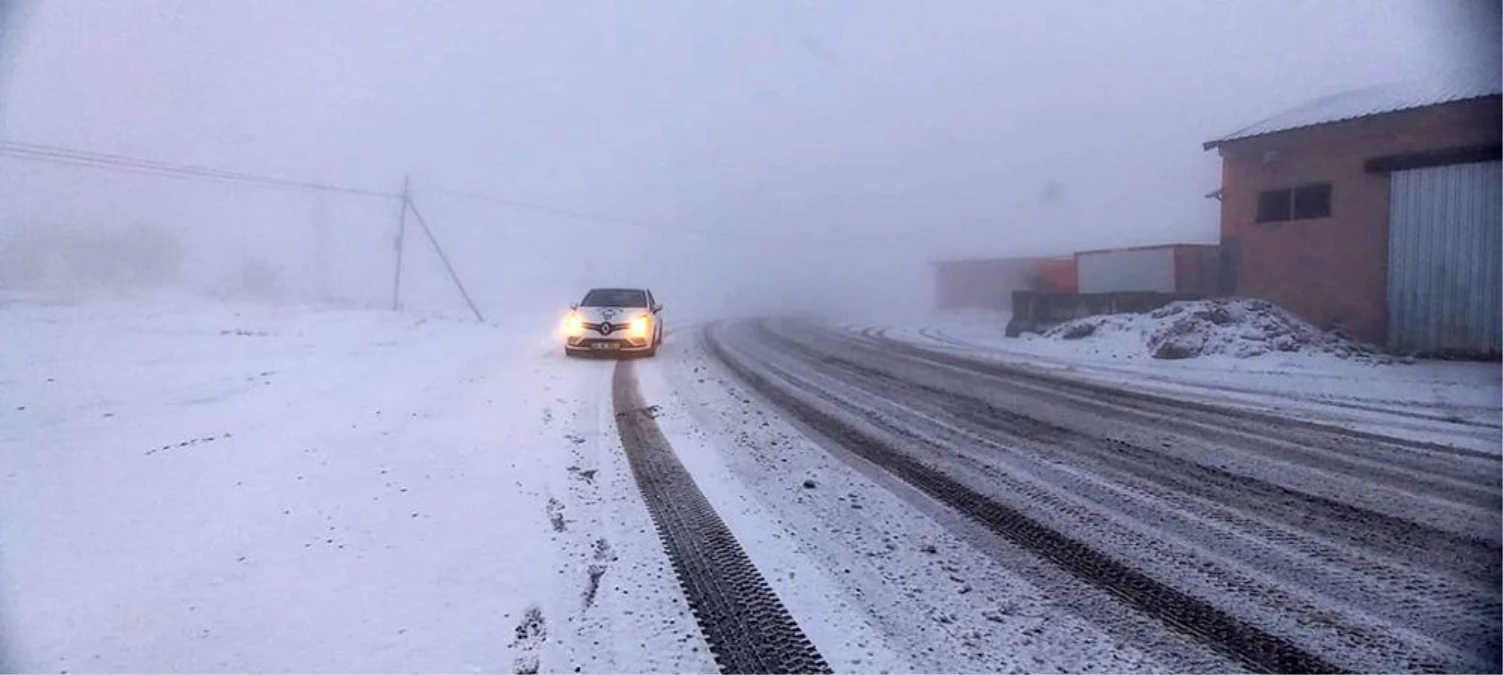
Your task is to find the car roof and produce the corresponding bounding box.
[587,287,647,292]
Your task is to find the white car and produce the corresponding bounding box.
[564,287,664,357]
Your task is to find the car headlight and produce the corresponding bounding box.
[630,315,651,337]
[567,313,586,336]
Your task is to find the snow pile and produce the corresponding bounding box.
[1043,298,1388,361]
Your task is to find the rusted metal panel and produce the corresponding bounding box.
[1034,257,1078,293]
[1387,160,1502,355]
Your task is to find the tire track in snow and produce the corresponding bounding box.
[612,359,830,675]
[868,327,1501,470]
[756,322,1501,661]
[707,321,1348,674]
[834,329,1501,536]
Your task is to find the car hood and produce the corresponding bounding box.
[574,306,650,323]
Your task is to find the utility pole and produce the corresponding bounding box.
[391,176,409,310]
[312,187,331,303]
[406,197,486,323]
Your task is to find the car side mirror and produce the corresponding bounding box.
[569,303,579,310]
[652,303,663,313]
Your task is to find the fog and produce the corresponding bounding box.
[0,0,1497,321]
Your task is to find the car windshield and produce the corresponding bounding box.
[580,289,647,308]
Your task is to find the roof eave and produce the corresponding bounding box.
[1203,93,1502,154]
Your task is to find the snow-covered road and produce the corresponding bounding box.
[4,297,1499,673]
[704,318,1501,673]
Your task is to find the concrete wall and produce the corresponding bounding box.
[1214,96,1502,344]
[1005,290,1201,336]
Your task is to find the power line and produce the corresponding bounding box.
[0,146,300,190]
[0,138,918,249]
[433,186,677,231]
[0,140,401,199]
[428,185,853,244]
[0,140,836,244]
[0,138,790,241]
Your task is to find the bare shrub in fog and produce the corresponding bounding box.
[232,257,283,300]
[0,222,182,290]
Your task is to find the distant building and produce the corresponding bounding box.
[1074,244,1220,295]
[932,256,1074,311]
[1205,71,1502,355]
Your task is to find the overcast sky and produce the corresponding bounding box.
[0,0,1497,316]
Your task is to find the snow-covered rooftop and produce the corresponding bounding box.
[1205,69,1503,149]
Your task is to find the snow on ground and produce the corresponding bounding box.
[9,289,1491,672]
[633,353,912,674]
[648,333,1192,674]
[0,291,708,673]
[874,309,1502,452]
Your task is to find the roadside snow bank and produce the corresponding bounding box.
[1044,299,1388,361]
[877,309,1501,451]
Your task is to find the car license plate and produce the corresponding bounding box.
[591,343,619,350]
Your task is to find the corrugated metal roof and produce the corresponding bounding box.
[1204,69,1503,149]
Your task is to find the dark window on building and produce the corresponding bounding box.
[1292,183,1331,219]
[1256,182,1332,223]
[1257,190,1292,222]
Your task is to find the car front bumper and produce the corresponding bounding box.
[566,335,653,352]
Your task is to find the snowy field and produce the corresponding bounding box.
[868,309,1502,452]
[0,292,715,673]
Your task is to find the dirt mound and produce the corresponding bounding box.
[1043,299,1389,361]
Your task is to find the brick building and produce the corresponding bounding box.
[1205,73,1502,354]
